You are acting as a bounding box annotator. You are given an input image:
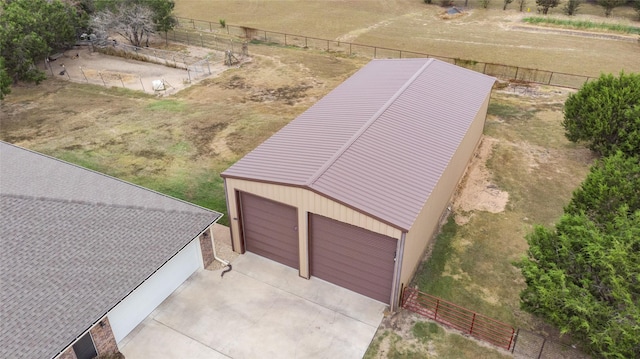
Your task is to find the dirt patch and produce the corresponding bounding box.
[46,44,229,96]
[453,137,509,225]
[222,74,313,104]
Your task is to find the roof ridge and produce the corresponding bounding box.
[0,193,220,217]
[306,58,435,186]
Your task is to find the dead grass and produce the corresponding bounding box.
[0,45,366,226]
[175,0,640,76]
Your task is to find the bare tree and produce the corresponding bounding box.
[91,3,155,47]
[518,0,528,11]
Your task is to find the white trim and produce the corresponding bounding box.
[108,240,201,343]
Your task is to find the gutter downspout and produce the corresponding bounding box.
[205,225,232,277]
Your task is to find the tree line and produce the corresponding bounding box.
[517,72,640,358]
[0,0,177,100]
[533,0,640,16]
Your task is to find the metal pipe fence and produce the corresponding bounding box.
[173,16,595,89]
[402,287,515,350]
[402,287,591,358]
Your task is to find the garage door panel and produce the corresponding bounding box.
[313,253,395,281]
[240,192,299,269]
[311,236,393,262]
[315,265,392,300]
[310,214,396,303]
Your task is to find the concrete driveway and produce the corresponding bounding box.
[119,252,386,359]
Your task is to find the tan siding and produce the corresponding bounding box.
[225,178,403,278]
[399,93,490,288]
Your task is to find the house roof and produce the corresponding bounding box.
[222,58,495,231]
[0,142,222,359]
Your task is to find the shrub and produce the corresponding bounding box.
[562,72,640,157]
[219,18,226,28]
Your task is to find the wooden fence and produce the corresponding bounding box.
[402,287,516,350]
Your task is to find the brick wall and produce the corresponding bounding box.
[199,232,214,268]
[89,317,118,356]
[58,347,77,359]
[57,317,117,359]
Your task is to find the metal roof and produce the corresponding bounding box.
[0,142,222,359]
[222,58,495,230]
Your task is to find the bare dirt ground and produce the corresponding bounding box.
[46,43,229,95]
[453,137,509,225]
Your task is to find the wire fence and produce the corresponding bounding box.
[512,329,591,359]
[91,39,217,83]
[172,16,596,89]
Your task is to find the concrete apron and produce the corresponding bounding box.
[119,252,386,359]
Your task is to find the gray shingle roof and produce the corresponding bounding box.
[222,58,495,230]
[0,142,222,359]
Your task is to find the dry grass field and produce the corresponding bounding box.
[174,0,640,76]
[2,1,638,358]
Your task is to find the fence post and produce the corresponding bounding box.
[548,72,554,85]
[284,33,287,46]
[209,21,212,32]
[469,313,476,335]
[515,67,519,81]
[79,66,88,82]
[537,337,546,359]
[200,33,203,47]
[434,299,440,321]
[510,328,519,353]
[305,37,308,48]
[139,76,145,92]
[349,43,352,56]
[399,50,402,59]
[374,47,377,59]
[98,72,106,87]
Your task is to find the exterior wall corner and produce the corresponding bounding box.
[90,317,119,356]
[199,232,214,268]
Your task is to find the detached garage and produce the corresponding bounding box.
[222,58,495,309]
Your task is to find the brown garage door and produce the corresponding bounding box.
[309,214,397,303]
[239,192,299,269]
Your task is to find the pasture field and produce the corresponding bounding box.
[2,1,636,357]
[174,0,640,76]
